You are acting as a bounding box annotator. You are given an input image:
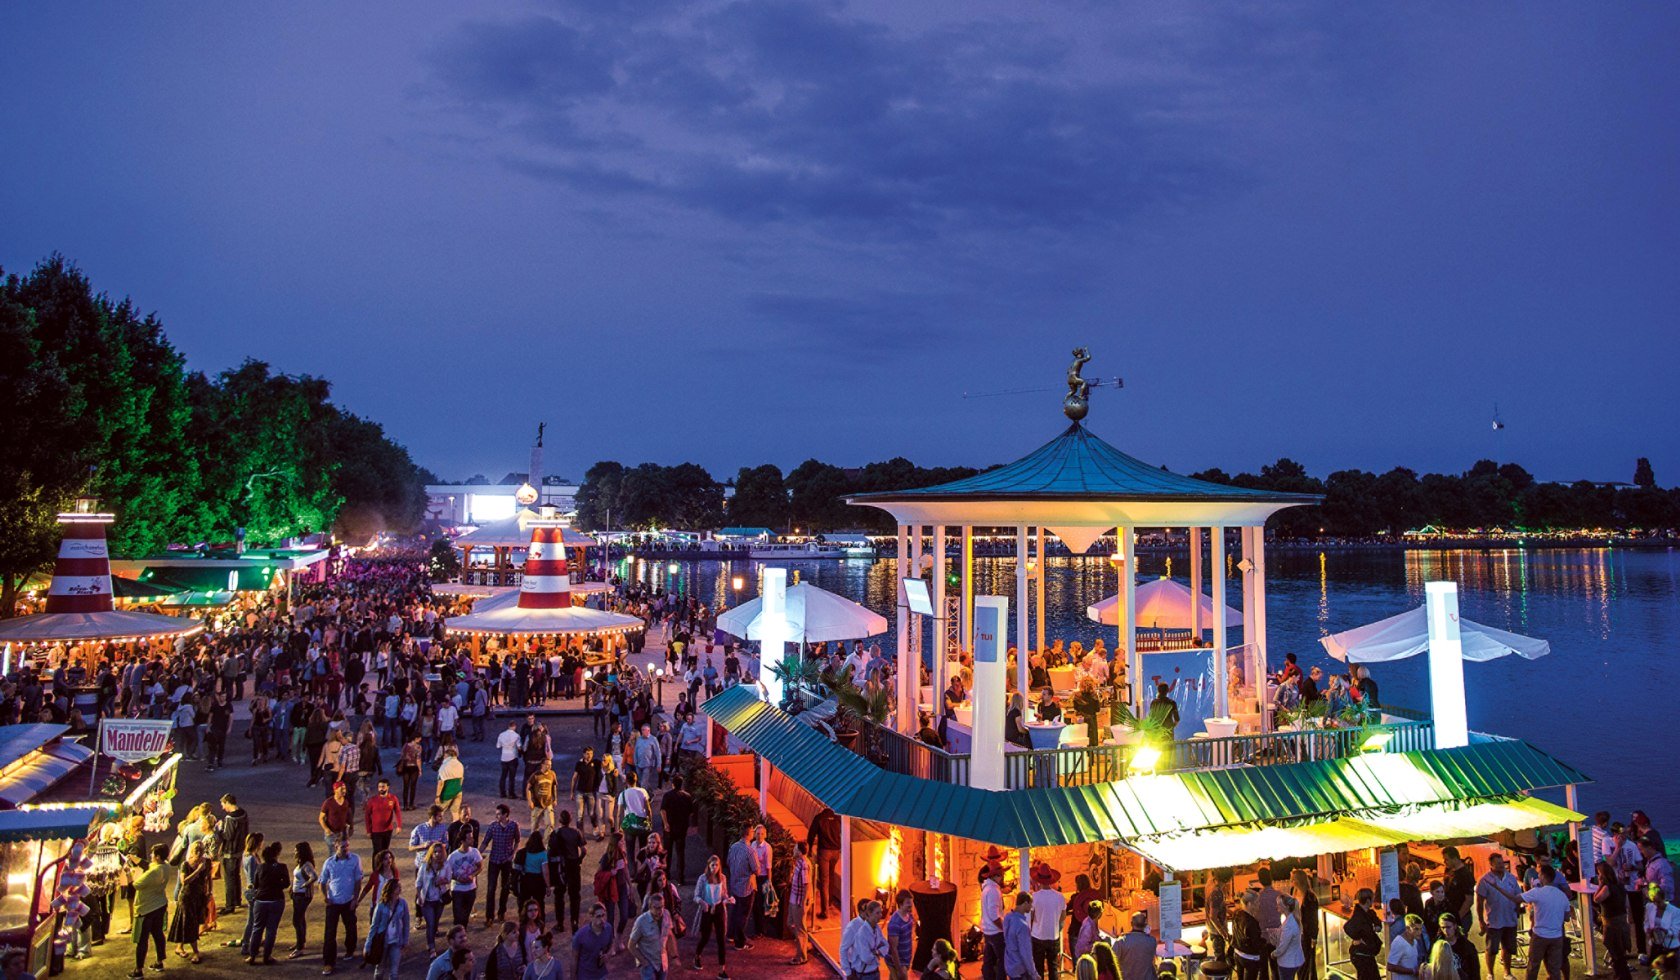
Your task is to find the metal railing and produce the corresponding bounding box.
[852,721,972,785]
[997,718,1434,789]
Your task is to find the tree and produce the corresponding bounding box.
[728,464,790,530]
[326,412,429,541]
[574,461,626,530]
[1635,457,1656,488]
[663,463,725,529]
[786,459,854,532]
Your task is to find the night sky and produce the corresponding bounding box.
[3,3,1676,484]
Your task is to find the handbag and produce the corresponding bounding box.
[363,933,386,966]
[620,811,650,833]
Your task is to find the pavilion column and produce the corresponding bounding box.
[960,526,974,652]
[906,527,924,732]
[840,816,854,924]
[931,525,948,712]
[1240,527,1257,656]
[1034,528,1046,657]
[1188,529,1202,637]
[1121,527,1137,713]
[1254,526,1269,687]
[1015,525,1029,697]
[1212,527,1230,719]
[896,524,915,733]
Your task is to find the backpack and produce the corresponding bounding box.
[592,867,618,903]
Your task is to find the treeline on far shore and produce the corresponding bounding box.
[570,456,1680,540]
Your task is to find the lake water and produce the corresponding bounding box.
[627,547,1680,827]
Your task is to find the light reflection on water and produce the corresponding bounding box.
[627,547,1680,825]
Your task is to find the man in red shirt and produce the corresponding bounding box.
[364,777,403,858]
[318,781,354,853]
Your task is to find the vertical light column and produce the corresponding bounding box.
[896,524,915,733]
[1121,526,1137,713]
[760,566,789,705]
[969,595,1009,790]
[932,525,948,708]
[1035,527,1046,657]
[1240,527,1257,655]
[840,816,854,924]
[1424,581,1469,749]
[1212,527,1229,719]
[1015,525,1029,697]
[1254,526,1269,692]
[960,526,974,652]
[1188,528,1203,637]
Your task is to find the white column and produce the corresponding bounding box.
[932,525,948,707]
[1425,581,1469,749]
[840,815,854,924]
[760,567,789,705]
[1240,527,1257,655]
[1035,527,1046,657]
[1189,528,1203,637]
[759,756,770,811]
[1254,527,1269,685]
[1015,525,1029,697]
[896,524,916,733]
[960,526,974,652]
[969,595,1009,791]
[1121,527,1138,713]
[1212,527,1229,719]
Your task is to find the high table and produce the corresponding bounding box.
[909,880,958,970]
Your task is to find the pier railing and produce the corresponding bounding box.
[852,716,1433,789]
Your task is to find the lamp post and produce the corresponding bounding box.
[654,666,665,708]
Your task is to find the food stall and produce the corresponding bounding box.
[0,805,107,976]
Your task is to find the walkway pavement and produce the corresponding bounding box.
[62,627,830,980]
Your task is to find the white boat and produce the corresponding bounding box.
[750,542,847,560]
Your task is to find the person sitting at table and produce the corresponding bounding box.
[1029,653,1050,691]
[1148,684,1180,730]
[1005,693,1032,749]
[1037,691,1063,723]
[916,712,945,749]
[1048,639,1067,668]
[943,675,967,717]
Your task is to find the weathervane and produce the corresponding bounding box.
[1064,347,1092,421]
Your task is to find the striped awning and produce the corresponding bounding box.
[0,805,105,843]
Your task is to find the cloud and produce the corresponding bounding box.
[418,2,1341,242]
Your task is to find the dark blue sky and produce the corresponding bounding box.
[4,2,1676,484]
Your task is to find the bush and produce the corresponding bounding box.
[680,754,799,894]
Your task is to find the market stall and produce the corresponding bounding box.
[0,804,107,977]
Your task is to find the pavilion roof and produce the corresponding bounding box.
[849,423,1318,506]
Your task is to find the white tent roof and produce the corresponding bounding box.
[443,602,643,638]
[1319,605,1550,663]
[454,512,594,550]
[0,609,204,644]
[716,583,888,644]
[1086,577,1243,629]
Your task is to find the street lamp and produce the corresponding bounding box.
[654,666,665,706]
[730,575,744,592]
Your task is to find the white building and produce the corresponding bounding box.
[426,474,580,525]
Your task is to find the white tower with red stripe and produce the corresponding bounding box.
[46,503,117,615]
[517,523,573,610]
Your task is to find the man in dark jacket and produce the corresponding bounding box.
[1344,888,1382,980]
[218,794,250,913]
[547,811,587,932]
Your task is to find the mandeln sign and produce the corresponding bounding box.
[99,719,173,762]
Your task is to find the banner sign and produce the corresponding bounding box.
[1379,848,1400,906]
[1158,881,1183,943]
[99,719,174,762]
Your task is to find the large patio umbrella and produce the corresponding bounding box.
[1085,576,1243,629]
[1319,605,1549,663]
[716,582,888,644]
[0,510,203,645]
[443,524,641,637]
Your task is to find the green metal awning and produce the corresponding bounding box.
[139,566,276,592]
[702,685,1589,849]
[113,577,185,600]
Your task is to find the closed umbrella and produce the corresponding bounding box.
[1319,605,1549,663]
[716,582,887,644]
[1085,577,1243,629]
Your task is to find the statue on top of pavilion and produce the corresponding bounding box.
[1064,347,1092,421]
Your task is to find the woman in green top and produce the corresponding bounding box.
[130,844,176,979]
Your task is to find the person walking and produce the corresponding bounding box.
[319,837,365,976]
[415,843,449,957]
[692,854,731,975]
[497,721,523,798]
[1477,853,1522,980]
[443,832,483,929]
[549,810,587,932]
[786,842,812,966]
[1594,858,1633,980]
[1274,896,1305,980]
[166,842,210,964]
[483,804,523,925]
[842,899,889,980]
[129,844,176,980]
[245,841,289,964]
[627,891,677,980]
[436,745,465,820]
[725,826,756,950]
[365,778,402,858]
[287,842,318,959]
[1028,863,1067,980]
[659,775,694,883]
[526,760,559,834]
[573,903,615,980]
[365,879,411,980]
[1521,866,1571,980]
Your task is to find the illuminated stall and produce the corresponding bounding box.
[0,805,106,977]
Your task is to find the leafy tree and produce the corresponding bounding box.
[326,412,429,541]
[573,461,626,530]
[786,459,854,532]
[728,464,790,530]
[1635,457,1656,488]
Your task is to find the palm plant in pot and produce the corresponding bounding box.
[832,668,893,763]
[766,649,825,714]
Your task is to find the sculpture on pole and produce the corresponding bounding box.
[1064,346,1092,421]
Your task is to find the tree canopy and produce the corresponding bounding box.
[0,255,429,615]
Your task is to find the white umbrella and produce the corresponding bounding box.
[443,603,643,637]
[716,582,888,644]
[1086,577,1243,629]
[1319,605,1549,663]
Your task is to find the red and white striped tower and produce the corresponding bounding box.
[517,524,572,610]
[46,505,117,614]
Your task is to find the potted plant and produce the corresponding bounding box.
[833,669,893,763]
[1109,700,1173,748]
[766,649,824,713]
